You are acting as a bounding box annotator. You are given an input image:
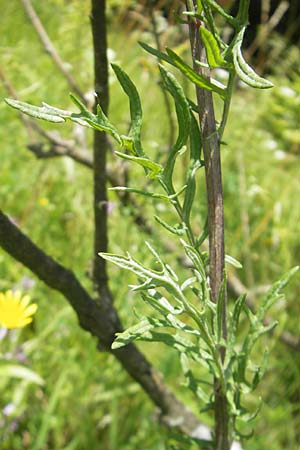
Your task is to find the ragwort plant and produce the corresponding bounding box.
[5,0,298,448]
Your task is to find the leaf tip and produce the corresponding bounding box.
[111,339,125,350]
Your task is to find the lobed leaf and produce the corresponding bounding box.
[256,266,299,320]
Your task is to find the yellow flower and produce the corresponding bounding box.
[38,197,49,207]
[0,290,38,329]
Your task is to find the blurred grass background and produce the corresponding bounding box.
[0,1,300,449]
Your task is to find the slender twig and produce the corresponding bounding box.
[20,0,86,103]
[27,142,93,168]
[90,0,110,296]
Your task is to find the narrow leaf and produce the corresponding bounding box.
[233,29,273,89]
[183,114,202,223]
[154,215,185,236]
[181,240,206,280]
[139,41,174,65]
[5,99,66,123]
[166,48,226,98]
[200,27,231,69]
[228,294,247,348]
[114,151,163,178]
[112,319,155,349]
[159,65,190,187]
[108,186,173,201]
[225,254,243,269]
[111,64,144,155]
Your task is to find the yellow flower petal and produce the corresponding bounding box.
[24,304,38,317]
[20,295,31,309]
[0,290,38,329]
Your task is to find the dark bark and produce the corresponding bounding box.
[90,0,110,295]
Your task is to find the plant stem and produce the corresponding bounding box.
[187,3,229,449]
[90,0,110,296]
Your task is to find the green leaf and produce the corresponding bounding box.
[225,254,243,269]
[141,291,184,315]
[237,401,262,423]
[200,27,232,69]
[228,294,247,348]
[92,104,121,143]
[197,0,203,14]
[99,252,160,281]
[112,318,156,349]
[181,276,197,292]
[111,64,144,156]
[181,240,206,281]
[108,186,186,202]
[69,93,92,118]
[251,350,269,391]
[256,266,299,320]
[5,98,67,123]
[69,96,121,137]
[0,364,44,385]
[166,48,226,98]
[99,249,184,305]
[166,314,202,337]
[233,29,273,89]
[112,316,204,359]
[180,353,210,403]
[183,114,202,223]
[139,41,174,65]
[154,215,186,236]
[158,65,191,187]
[114,151,163,179]
[206,0,238,27]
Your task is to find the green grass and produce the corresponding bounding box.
[1,2,300,449]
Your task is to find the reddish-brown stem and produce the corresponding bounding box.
[187,2,229,448]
